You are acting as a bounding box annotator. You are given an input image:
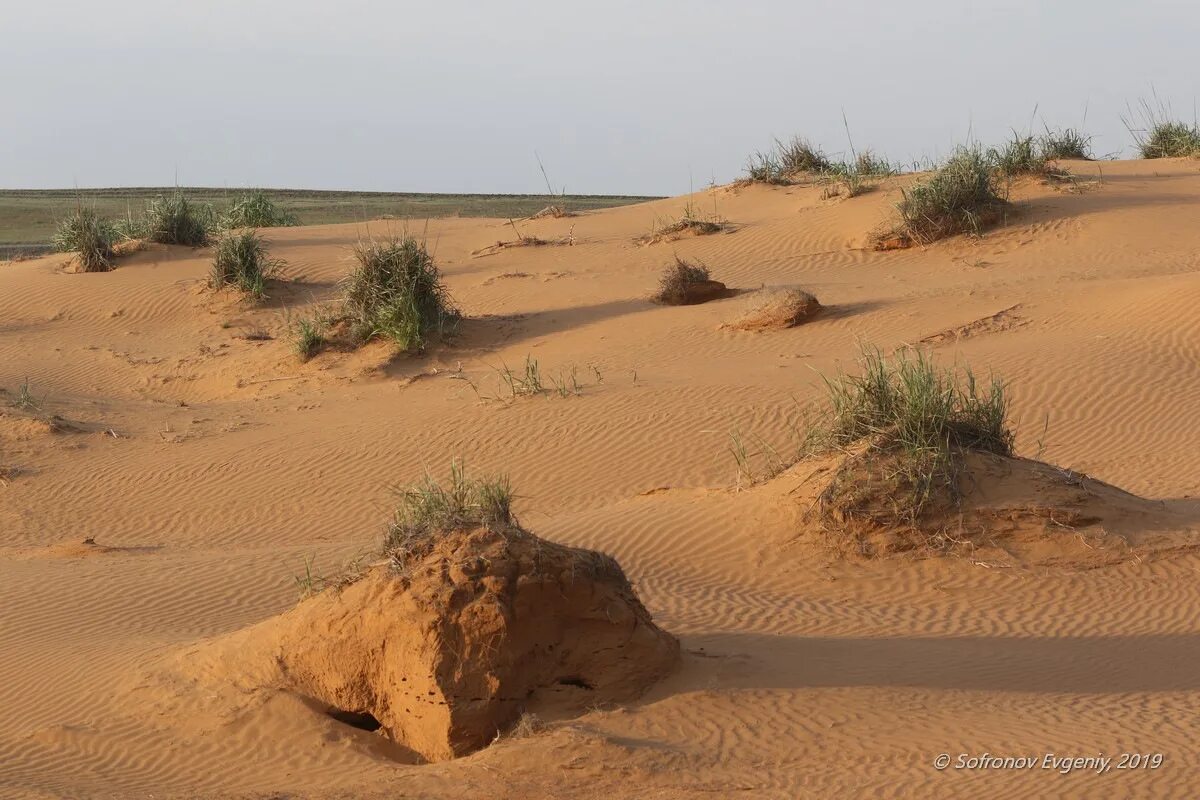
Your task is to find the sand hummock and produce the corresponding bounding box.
[786,442,1175,565]
[723,286,821,330]
[185,526,678,762]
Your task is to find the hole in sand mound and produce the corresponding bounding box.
[327,708,383,732]
[555,676,595,690]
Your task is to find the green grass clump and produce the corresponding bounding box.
[384,463,515,565]
[1139,120,1200,158]
[1124,97,1200,159]
[290,315,327,361]
[810,345,1012,525]
[144,190,216,246]
[1039,127,1092,160]
[819,346,1012,456]
[210,229,281,299]
[343,235,459,351]
[223,190,299,228]
[989,133,1049,176]
[52,208,116,272]
[891,146,1008,244]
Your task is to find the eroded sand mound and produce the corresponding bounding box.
[191,526,678,762]
[723,286,821,330]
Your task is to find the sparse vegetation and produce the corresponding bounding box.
[745,136,891,190]
[12,379,40,411]
[210,229,282,299]
[989,133,1049,177]
[384,462,515,566]
[456,356,596,402]
[1140,120,1200,158]
[746,151,788,184]
[885,146,1008,245]
[808,344,1012,525]
[290,314,327,361]
[472,221,576,257]
[1124,97,1200,158]
[343,235,459,351]
[498,356,545,398]
[852,150,895,176]
[52,208,116,272]
[639,200,728,244]
[777,136,833,174]
[1039,127,1093,160]
[743,137,832,184]
[504,712,548,740]
[652,257,718,305]
[222,190,299,228]
[143,190,216,246]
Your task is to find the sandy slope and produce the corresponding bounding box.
[3,159,1200,798]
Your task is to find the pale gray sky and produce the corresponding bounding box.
[5,0,1198,195]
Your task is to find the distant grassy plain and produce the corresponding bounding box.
[0,188,661,255]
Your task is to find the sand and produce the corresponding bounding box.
[3,158,1200,798]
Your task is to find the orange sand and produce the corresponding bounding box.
[3,159,1200,798]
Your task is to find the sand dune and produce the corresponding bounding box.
[4,159,1200,798]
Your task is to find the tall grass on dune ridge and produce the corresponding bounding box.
[343,235,459,351]
[1124,97,1200,158]
[1039,127,1093,160]
[891,146,1008,244]
[988,132,1049,177]
[210,229,282,300]
[52,208,116,272]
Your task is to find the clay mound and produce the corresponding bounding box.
[196,526,678,762]
[789,442,1180,565]
[724,287,821,330]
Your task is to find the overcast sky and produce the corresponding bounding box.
[5,0,1198,195]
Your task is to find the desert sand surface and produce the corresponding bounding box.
[4,158,1200,798]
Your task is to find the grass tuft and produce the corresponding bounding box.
[989,133,1049,177]
[52,208,116,272]
[222,190,299,228]
[384,462,515,565]
[852,150,895,176]
[343,235,459,351]
[808,344,1012,524]
[888,146,1008,245]
[777,136,832,174]
[144,190,216,246]
[1140,121,1200,158]
[290,314,327,361]
[1039,127,1093,160]
[1124,97,1200,159]
[745,151,789,184]
[210,229,282,300]
[12,379,40,411]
